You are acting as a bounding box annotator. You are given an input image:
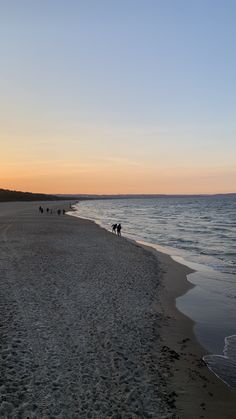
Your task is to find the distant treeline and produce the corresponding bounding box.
[0,189,62,202]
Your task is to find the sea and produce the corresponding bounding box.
[68,196,236,389]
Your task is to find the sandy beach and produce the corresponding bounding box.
[0,201,235,418]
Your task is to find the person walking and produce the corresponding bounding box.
[112,223,117,233]
[117,224,122,236]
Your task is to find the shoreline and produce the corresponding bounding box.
[69,207,236,417]
[69,205,236,350]
[68,208,230,353]
[145,247,236,418]
[0,201,235,417]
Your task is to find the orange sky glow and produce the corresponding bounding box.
[1,159,236,195]
[1,3,236,195]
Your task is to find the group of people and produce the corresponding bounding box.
[111,223,122,236]
[38,206,66,215]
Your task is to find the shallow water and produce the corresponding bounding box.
[204,336,236,389]
[69,196,236,388]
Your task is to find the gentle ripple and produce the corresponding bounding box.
[72,196,236,275]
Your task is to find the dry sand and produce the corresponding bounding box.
[0,201,235,418]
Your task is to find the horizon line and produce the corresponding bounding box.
[1,188,236,197]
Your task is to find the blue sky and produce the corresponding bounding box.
[1,0,236,193]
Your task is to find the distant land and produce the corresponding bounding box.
[0,189,235,202]
[0,189,75,202]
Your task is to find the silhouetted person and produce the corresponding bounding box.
[46,208,49,214]
[57,209,61,216]
[112,223,117,233]
[63,209,65,215]
[50,209,53,215]
[117,224,122,236]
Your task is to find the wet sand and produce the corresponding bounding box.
[148,248,236,419]
[0,201,235,418]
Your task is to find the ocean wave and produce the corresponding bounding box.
[204,335,236,389]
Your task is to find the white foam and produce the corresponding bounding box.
[204,335,236,389]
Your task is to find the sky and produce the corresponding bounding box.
[1,0,236,194]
